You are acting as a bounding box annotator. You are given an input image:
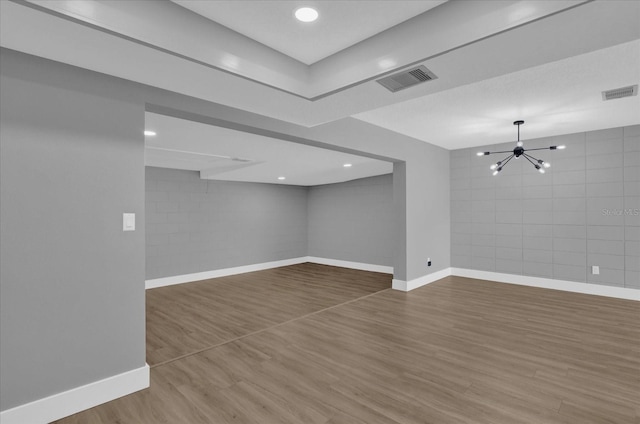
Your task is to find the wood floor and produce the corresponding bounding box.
[55,264,639,424]
[146,263,391,366]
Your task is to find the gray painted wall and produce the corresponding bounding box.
[306,120,451,281]
[146,169,394,279]
[308,174,394,267]
[0,50,146,410]
[451,125,640,289]
[0,47,450,414]
[145,167,308,279]
[144,108,452,282]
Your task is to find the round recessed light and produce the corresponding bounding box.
[144,130,156,136]
[278,176,286,180]
[295,7,318,22]
[343,163,352,168]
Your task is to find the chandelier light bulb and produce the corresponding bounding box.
[490,164,497,170]
[493,170,499,176]
[557,145,566,149]
[477,152,485,156]
[539,168,545,174]
[543,162,551,168]
[517,141,523,147]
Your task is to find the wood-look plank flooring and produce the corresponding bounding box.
[55,268,640,424]
[146,263,391,366]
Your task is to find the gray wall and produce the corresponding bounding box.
[306,120,451,281]
[0,47,450,414]
[145,167,308,279]
[451,125,640,289]
[0,50,146,410]
[308,174,394,267]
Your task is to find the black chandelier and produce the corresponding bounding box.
[477,121,565,175]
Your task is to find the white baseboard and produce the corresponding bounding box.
[0,363,150,424]
[392,267,452,291]
[306,257,393,274]
[451,268,640,301]
[146,257,309,289]
[146,257,393,289]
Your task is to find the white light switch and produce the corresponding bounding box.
[123,213,135,231]
[591,265,599,275]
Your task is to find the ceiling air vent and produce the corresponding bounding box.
[377,65,438,93]
[602,85,638,101]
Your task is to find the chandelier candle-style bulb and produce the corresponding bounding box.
[538,159,551,168]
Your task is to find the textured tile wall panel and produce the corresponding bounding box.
[451,125,638,289]
[145,167,308,279]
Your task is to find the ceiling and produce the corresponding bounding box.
[1,0,639,186]
[145,112,392,186]
[355,39,640,150]
[171,1,446,65]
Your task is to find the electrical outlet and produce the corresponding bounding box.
[427,257,432,267]
[591,265,599,275]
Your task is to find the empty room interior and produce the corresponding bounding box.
[1,1,639,423]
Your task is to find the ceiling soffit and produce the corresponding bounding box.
[17,0,588,99]
[1,1,638,128]
[170,0,447,66]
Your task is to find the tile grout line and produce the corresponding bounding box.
[150,287,393,369]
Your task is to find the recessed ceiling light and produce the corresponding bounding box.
[343,163,352,168]
[144,130,156,136]
[295,7,318,23]
[278,176,286,180]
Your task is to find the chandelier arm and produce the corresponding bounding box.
[486,150,514,155]
[500,154,516,167]
[522,154,540,168]
[523,152,542,162]
[523,147,554,152]
[499,153,514,164]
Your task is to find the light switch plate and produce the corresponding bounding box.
[123,213,135,231]
[591,265,599,275]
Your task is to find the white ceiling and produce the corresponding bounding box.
[355,40,640,150]
[144,113,392,186]
[1,0,639,185]
[171,1,446,65]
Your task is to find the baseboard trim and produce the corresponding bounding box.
[392,267,453,292]
[146,257,309,289]
[0,363,150,424]
[146,257,393,289]
[451,268,640,301]
[306,257,393,274]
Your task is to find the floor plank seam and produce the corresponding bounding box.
[150,287,392,369]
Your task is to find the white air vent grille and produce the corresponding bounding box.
[377,65,438,93]
[602,85,638,101]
